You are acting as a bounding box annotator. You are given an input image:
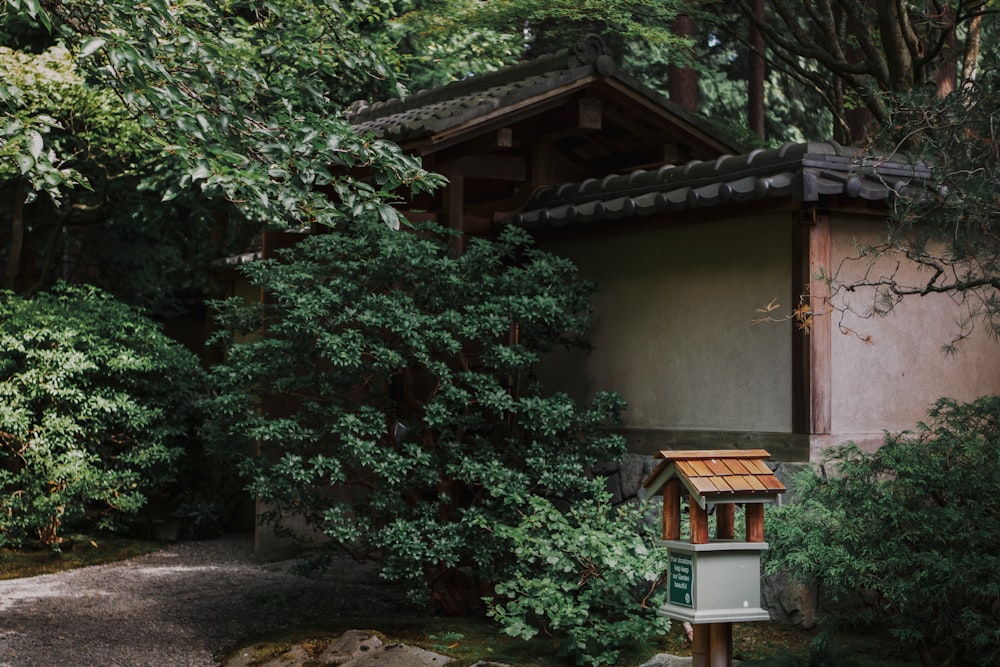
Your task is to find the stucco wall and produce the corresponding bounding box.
[826,216,1000,443]
[536,214,794,433]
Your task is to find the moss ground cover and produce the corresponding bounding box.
[0,536,161,580]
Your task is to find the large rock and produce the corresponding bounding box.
[619,453,656,501]
[231,631,453,667]
[770,462,819,506]
[343,641,452,666]
[762,570,819,629]
[317,629,384,665]
[640,655,742,667]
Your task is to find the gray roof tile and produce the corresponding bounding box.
[504,141,931,229]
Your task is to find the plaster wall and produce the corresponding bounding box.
[826,215,1000,442]
[536,214,794,433]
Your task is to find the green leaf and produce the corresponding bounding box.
[79,38,107,58]
[27,130,43,160]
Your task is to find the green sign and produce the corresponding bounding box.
[668,551,694,608]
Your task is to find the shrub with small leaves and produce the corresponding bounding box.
[487,481,671,667]
[205,219,626,608]
[0,284,206,547]
[765,396,1000,667]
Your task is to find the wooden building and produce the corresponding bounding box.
[223,35,1000,479]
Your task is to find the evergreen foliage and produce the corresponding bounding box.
[765,396,1000,667]
[865,66,1000,347]
[205,219,627,602]
[488,481,670,666]
[0,284,207,547]
[1,0,443,305]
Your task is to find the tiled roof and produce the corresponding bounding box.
[346,34,736,152]
[504,141,933,229]
[644,449,786,501]
[347,55,603,144]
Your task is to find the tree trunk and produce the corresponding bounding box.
[961,12,983,85]
[935,5,958,97]
[875,0,914,91]
[747,0,766,140]
[668,13,699,113]
[3,179,27,291]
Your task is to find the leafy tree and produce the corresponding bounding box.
[0,40,237,317]
[205,219,626,608]
[624,9,834,146]
[408,0,687,53]
[0,283,207,547]
[487,480,671,667]
[809,64,1000,349]
[765,396,1000,667]
[730,0,993,142]
[2,0,443,310]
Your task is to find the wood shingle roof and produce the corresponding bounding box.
[644,450,786,508]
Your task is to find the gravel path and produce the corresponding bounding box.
[0,537,408,667]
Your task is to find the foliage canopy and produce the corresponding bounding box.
[205,219,627,607]
[1,0,444,305]
[765,396,1000,667]
[488,481,670,666]
[0,283,207,547]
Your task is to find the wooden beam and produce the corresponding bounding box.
[690,495,710,544]
[715,504,735,540]
[598,78,740,155]
[443,171,465,253]
[437,154,527,181]
[792,211,809,434]
[620,428,809,462]
[808,208,832,434]
[662,478,681,540]
[531,137,556,190]
[578,97,602,129]
[746,503,765,543]
[419,78,597,154]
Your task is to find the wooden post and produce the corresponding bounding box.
[716,503,735,540]
[691,623,709,667]
[690,495,709,544]
[746,503,765,542]
[808,210,832,435]
[709,622,733,667]
[444,171,465,254]
[662,478,681,540]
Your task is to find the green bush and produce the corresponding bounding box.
[487,481,671,666]
[0,284,206,547]
[765,396,1000,667]
[205,220,626,607]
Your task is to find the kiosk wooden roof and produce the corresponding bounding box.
[643,449,785,509]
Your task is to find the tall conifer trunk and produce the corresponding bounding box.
[668,13,699,113]
[747,0,766,140]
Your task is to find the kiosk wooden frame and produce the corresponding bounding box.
[643,449,786,667]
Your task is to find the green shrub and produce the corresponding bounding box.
[0,284,206,547]
[765,396,1000,667]
[487,481,671,666]
[205,220,626,607]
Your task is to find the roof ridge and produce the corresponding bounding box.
[346,34,610,124]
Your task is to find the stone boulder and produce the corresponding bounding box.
[762,570,819,629]
[225,630,454,667]
[640,655,742,667]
